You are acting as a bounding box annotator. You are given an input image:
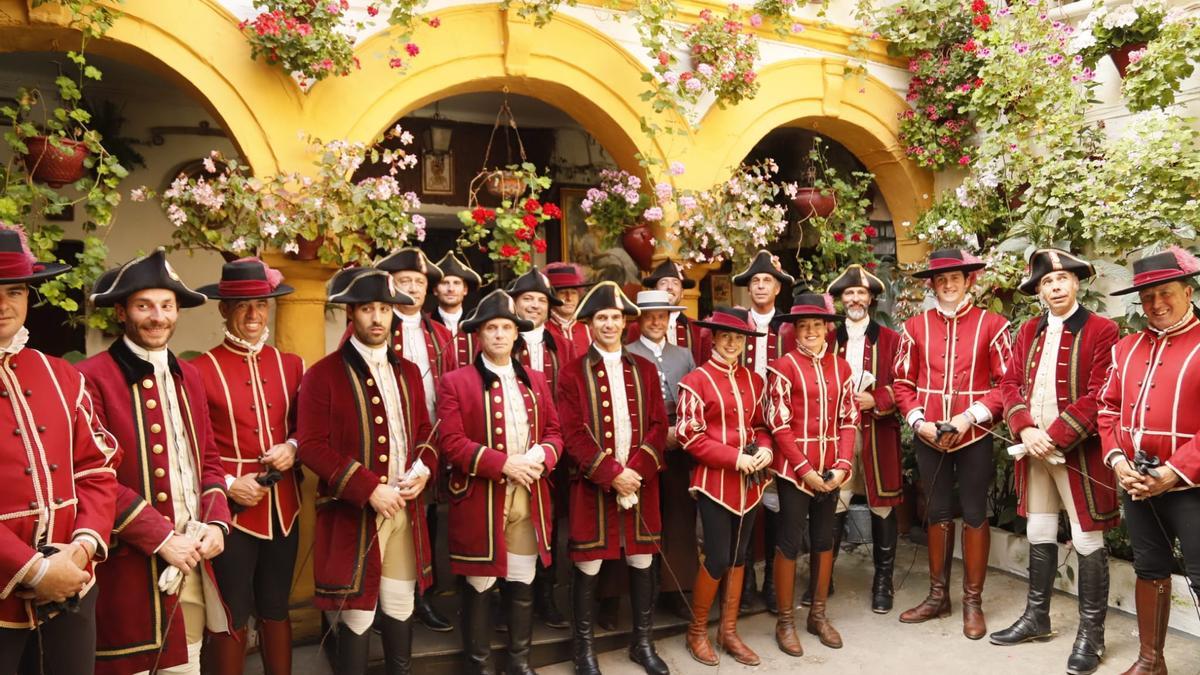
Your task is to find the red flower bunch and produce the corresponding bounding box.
[242,0,362,85]
[457,170,556,275]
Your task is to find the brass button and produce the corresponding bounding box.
[146,399,158,410]
[49,463,57,472]
[494,427,503,435]
[142,378,154,389]
[366,378,375,386]
[605,449,612,455]
[150,423,162,434]
[600,385,608,393]
[37,425,46,433]
[374,416,384,424]
[602,401,610,408]
[492,382,500,389]
[154,468,165,478]
[12,428,20,436]
[604,416,612,423]
[494,396,502,403]
[152,444,164,454]
[372,397,381,405]
[597,371,605,378]
[380,475,389,483]
[379,454,388,463]
[377,435,387,444]
[156,492,168,503]
[23,466,32,475]
[494,412,503,419]
[604,431,613,438]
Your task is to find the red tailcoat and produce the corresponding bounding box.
[766,347,859,494]
[439,327,479,375]
[1001,309,1120,531]
[437,358,564,576]
[557,348,668,561]
[78,339,232,675]
[548,317,592,362]
[676,357,773,514]
[342,311,453,382]
[514,329,571,394]
[894,303,1012,451]
[192,340,304,539]
[296,342,438,609]
[0,348,118,629]
[829,321,904,507]
[1099,312,1200,488]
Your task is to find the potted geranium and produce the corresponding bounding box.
[794,141,880,288]
[457,163,557,276]
[1122,12,1200,111]
[580,169,659,270]
[680,7,761,107]
[1071,0,1165,77]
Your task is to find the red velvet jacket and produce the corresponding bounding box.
[193,340,304,539]
[1001,308,1120,530]
[439,329,479,375]
[557,347,668,561]
[1099,312,1200,490]
[766,346,859,494]
[514,329,571,394]
[296,341,438,610]
[676,357,773,514]
[389,310,453,379]
[894,302,1012,451]
[437,357,563,576]
[829,320,904,507]
[548,316,592,362]
[0,348,118,629]
[78,339,232,675]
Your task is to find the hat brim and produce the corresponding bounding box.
[642,276,696,290]
[0,262,71,286]
[778,311,844,322]
[92,284,208,308]
[553,281,596,290]
[1017,270,1093,296]
[732,269,794,287]
[911,262,986,279]
[692,320,765,337]
[196,283,296,300]
[1110,271,1200,296]
[461,313,534,334]
[635,303,686,313]
[511,288,565,307]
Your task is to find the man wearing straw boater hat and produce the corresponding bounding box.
[433,252,484,373]
[192,258,304,674]
[639,259,709,365]
[79,248,233,675]
[436,290,564,675]
[988,248,1119,675]
[0,226,118,675]
[296,266,437,674]
[556,281,670,675]
[823,263,904,615]
[765,292,858,657]
[543,262,593,361]
[1098,247,1200,675]
[892,248,1012,640]
[676,307,773,667]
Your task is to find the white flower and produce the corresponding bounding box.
[642,206,663,221]
[400,131,414,145]
[261,222,279,238]
[166,204,187,227]
[231,237,248,252]
[1068,30,1097,54]
[1102,5,1138,29]
[129,187,147,202]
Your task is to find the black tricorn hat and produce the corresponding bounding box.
[575,281,640,321]
[507,267,563,307]
[90,248,207,308]
[327,267,415,305]
[1111,247,1200,296]
[912,248,987,279]
[1018,248,1094,296]
[642,259,696,290]
[461,290,534,333]
[732,249,795,287]
[436,251,482,288]
[376,247,443,282]
[693,306,765,337]
[826,263,884,297]
[197,257,294,300]
[0,226,70,284]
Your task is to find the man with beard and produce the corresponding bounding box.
[824,264,904,614]
[297,266,436,674]
[434,252,484,373]
[193,258,304,674]
[79,249,232,675]
[557,282,669,675]
[894,249,1012,640]
[636,259,709,365]
[436,290,564,675]
[1098,247,1200,675]
[0,227,118,675]
[543,262,593,361]
[990,249,1118,675]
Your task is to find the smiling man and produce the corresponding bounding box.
[544,262,593,361]
[1098,247,1200,675]
[640,259,709,364]
[434,252,484,373]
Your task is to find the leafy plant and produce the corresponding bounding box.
[1070,0,1164,68]
[1122,14,1200,112]
[580,169,653,249]
[795,140,880,288]
[499,0,577,27]
[456,163,556,276]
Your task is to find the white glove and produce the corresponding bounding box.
[1007,443,1065,465]
[524,444,546,466]
[617,492,639,510]
[855,371,877,394]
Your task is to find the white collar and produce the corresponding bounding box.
[846,316,869,339]
[225,328,269,354]
[751,308,774,325]
[936,295,972,318]
[0,326,29,355]
[597,345,624,364]
[439,307,462,321]
[639,335,665,355]
[1046,303,1079,329]
[482,356,515,377]
[668,311,680,325]
[522,325,545,344]
[124,335,171,373]
[350,335,390,368]
[798,340,828,358]
[398,310,423,327]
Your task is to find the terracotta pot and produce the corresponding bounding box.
[1109,42,1147,78]
[621,223,656,271]
[792,187,837,220]
[22,136,89,188]
[482,170,527,201]
[288,233,325,261]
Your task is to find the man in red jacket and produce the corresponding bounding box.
[893,249,1012,640]
[297,266,436,674]
[557,281,669,675]
[0,227,118,675]
[79,249,232,675]
[193,258,304,674]
[543,262,593,360]
[434,252,483,373]
[990,248,1119,675]
[436,290,564,674]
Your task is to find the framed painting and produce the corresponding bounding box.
[422,152,454,195]
[559,187,591,263]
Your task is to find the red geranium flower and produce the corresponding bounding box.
[523,198,540,213]
[500,244,520,258]
[428,17,441,28]
[471,207,493,224]
[543,203,562,219]
[522,214,538,228]
[522,252,532,262]
[851,233,862,242]
[864,225,878,237]
[405,43,420,57]
[972,13,991,30]
[833,232,846,242]
[866,261,878,270]
[367,4,379,16]
[533,238,547,253]
[515,227,534,241]
[971,0,987,13]
[389,58,404,69]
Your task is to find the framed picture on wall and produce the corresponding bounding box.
[559,187,593,264]
[711,274,732,305]
[422,152,454,195]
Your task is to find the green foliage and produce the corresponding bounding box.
[499,0,578,27]
[1073,0,1164,68]
[456,163,556,277]
[795,139,880,289]
[1123,16,1200,112]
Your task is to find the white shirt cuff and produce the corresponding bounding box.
[406,458,431,481]
[905,409,926,428]
[152,531,175,555]
[967,402,992,425]
[525,444,547,465]
[1105,449,1128,469]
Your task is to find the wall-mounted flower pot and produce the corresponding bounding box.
[621,223,656,271]
[288,234,325,261]
[22,136,89,188]
[792,187,837,220]
[1109,42,1147,78]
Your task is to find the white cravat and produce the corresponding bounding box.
[666,312,680,346]
[224,328,269,354]
[397,311,436,421]
[482,357,531,456]
[937,294,972,318]
[351,336,409,483]
[439,307,463,336]
[0,326,29,355]
[1030,304,1078,429]
[522,325,546,372]
[750,308,774,375]
[845,316,869,381]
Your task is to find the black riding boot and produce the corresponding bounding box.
[534,562,568,629]
[379,614,413,675]
[628,566,670,675]
[989,542,1057,645]
[871,511,898,614]
[571,568,601,675]
[461,582,497,675]
[334,622,369,675]
[762,509,778,614]
[1067,549,1109,675]
[507,581,537,675]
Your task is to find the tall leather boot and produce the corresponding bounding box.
[990,542,1056,645]
[335,623,370,675]
[1067,549,1109,675]
[461,582,496,675]
[1119,577,1171,675]
[628,565,669,675]
[534,562,568,630]
[806,549,843,649]
[761,513,778,614]
[773,551,804,657]
[899,521,955,624]
[506,581,536,675]
[571,568,602,675]
[685,567,721,666]
[871,512,898,614]
[258,618,293,675]
[961,522,991,640]
[803,511,844,607]
[738,562,762,614]
[204,627,247,675]
[379,614,414,675]
[717,567,760,665]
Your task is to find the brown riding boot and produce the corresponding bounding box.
[258,618,293,675]
[961,522,991,640]
[1120,578,1172,675]
[203,627,247,675]
[716,567,760,665]
[806,549,843,649]
[773,551,804,657]
[899,521,955,623]
[686,567,722,666]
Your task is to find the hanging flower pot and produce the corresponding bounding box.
[621,223,656,271]
[22,136,90,188]
[288,233,325,261]
[481,170,527,201]
[1109,42,1147,78]
[792,187,837,220]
